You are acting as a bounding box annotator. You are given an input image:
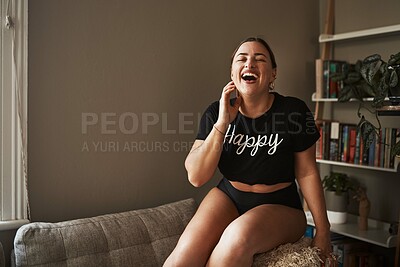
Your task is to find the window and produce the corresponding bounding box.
[0,0,28,230]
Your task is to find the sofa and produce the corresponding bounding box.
[11,198,321,267]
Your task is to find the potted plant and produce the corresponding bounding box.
[332,51,400,159]
[322,172,357,224]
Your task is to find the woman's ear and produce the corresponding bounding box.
[272,69,277,81]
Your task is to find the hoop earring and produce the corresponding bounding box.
[269,81,275,90]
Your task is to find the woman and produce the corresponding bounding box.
[164,37,332,267]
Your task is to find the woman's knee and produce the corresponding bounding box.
[217,221,256,257]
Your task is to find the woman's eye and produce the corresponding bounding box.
[236,57,247,62]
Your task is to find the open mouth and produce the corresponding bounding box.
[241,73,258,81]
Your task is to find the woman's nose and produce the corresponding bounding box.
[245,59,255,68]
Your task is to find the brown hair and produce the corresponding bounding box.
[231,37,277,68]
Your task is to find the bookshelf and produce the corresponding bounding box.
[316,159,398,173]
[311,92,390,103]
[313,19,400,264]
[319,24,400,43]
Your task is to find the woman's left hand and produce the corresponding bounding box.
[312,231,337,266]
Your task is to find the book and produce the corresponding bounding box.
[315,59,324,99]
[322,60,347,98]
[341,125,350,162]
[368,134,375,166]
[315,120,323,159]
[354,131,361,165]
[389,128,397,168]
[329,121,340,161]
[380,128,386,168]
[395,128,400,170]
[349,127,357,163]
[374,130,381,167]
[385,127,391,168]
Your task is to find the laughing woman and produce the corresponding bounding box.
[164,37,332,267]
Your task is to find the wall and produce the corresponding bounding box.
[319,0,400,222]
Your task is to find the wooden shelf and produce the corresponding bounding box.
[311,92,389,103]
[319,24,400,43]
[316,159,399,173]
[306,211,397,248]
[377,105,400,116]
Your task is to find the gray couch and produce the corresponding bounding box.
[11,198,320,267]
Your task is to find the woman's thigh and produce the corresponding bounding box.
[221,204,306,255]
[166,187,239,266]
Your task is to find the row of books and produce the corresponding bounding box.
[332,238,385,267]
[305,227,387,267]
[315,120,400,169]
[315,59,348,99]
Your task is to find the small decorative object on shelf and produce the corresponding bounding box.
[353,187,370,231]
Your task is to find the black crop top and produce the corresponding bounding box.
[196,92,320,185]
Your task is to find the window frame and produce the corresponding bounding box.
[0,0,28,230]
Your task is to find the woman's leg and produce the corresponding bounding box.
[163,187,239,267]
[206,204,306,267]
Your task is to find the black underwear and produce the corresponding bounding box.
[216,177,303,215]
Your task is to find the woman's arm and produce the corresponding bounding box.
[294,144,332,260]
[184,134,224,187]
[185,81,241,187]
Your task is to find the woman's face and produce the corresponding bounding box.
[231,41,276,97]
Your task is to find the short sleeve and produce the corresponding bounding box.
[288,100,320,152]
[196,101,219,140]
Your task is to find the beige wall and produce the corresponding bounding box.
[27,0,319,223]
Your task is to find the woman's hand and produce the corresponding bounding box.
[312,231,337,267]
[215,81,242,131]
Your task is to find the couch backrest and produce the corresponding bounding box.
[13,198,197,267]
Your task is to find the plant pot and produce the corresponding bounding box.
[324,190,348,224]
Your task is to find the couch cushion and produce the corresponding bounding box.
[14,198,197,267]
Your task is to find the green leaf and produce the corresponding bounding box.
[372,81,388,108]
[388,52,400,65]
[389,70,398,88]
[391,140,400,157]
[331,72,347,82]
[361,60,382,87]
[338,85,354,102]
[363,54,381,64]
[357,118,377,150]
[347,72,362,84]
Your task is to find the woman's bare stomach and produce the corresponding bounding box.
[229,180,292,193]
